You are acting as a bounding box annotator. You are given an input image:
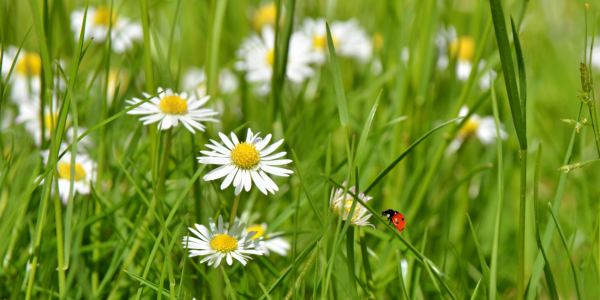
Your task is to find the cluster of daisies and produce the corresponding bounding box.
[235,3,374,95]
[0,2,510,272]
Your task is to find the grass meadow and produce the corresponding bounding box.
[0,0,599,299]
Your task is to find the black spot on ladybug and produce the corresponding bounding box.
[402,218,404,221]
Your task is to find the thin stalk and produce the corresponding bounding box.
[52,189,66,298]
[158,128,173,194]
[548,203,584,299]
[345,226,358,297]
[228,194,240,230]
[517,150,527,300]
[489,73,504,300]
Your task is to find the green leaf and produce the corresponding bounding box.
[488,0,527,149]
[511,17,527,128]
[326,22,349,128]
[206,0,227,97]
[355,90,381,167]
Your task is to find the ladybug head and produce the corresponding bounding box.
[381,209,399,219]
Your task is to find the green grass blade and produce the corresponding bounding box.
[471,279,482,300]
[344,226,359,298]
[124,270,179,299]
[467,214,491,292]
[548,203,584,299]
[291,150,325,226]
[140,0,155,92]
[532,142,559,300]
[355,90,381,167]
[511,16,527,129]
[488,0,526,149]
[326,22,349,128]
[206,0,227,97]
[489,71,504,300]
[364,117,461,194]
[396,250,411,300]
[257,234,322,300]
[526,103,583,299]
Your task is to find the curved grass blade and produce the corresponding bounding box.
[467,214,491,292]
[291,150,324,227]
[355,90,381,167]
[257,233,322,300]
[364,117,461,194]
[396,250,411,300]
[526,103,583,299]
[531,142,559,300]
[489,73,504,300]
[125,270,180,299]
[548,203,584,300]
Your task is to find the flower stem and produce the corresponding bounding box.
[53,190,66,298]
[345,226,358,297]
[517,150,527,300]
[158,128,173,194]
[228,194,240,230]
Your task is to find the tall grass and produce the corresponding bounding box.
[1,0,599,299]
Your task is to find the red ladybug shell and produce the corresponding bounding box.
[392,213,405,232]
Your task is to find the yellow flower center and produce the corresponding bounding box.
[246,225,266,240]
[343,200,361,222]
[230,142,260,169]
[266,49,275,66]
[158,95,188,115]
[449,37,475,61]
[16,52,42,77]
[313,35,338,51]
[210,234,238,252]
[57,162,87,181]
[252,3,278,30]
[373,33,384,52]
[93,6,117,26]
[458,118,480,139]
[44,113,59,130]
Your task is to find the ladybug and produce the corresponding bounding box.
[381,209,405,232]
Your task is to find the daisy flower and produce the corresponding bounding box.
[198,128,293,195]
[1,46,41,103]
[447,106,508,153]
[591,36,600,71]
[330,184,375,228]
[301,18,373,65]
[70,6,143,53]
[436,26,495,90]
[251,3,278,31]
[125,87,219,133]
[245,223,290,256]
[182,215,263,268]
[235,26,314,95]
[40,148,96,204]
[16,95,93,148]
[182,67,239,98]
